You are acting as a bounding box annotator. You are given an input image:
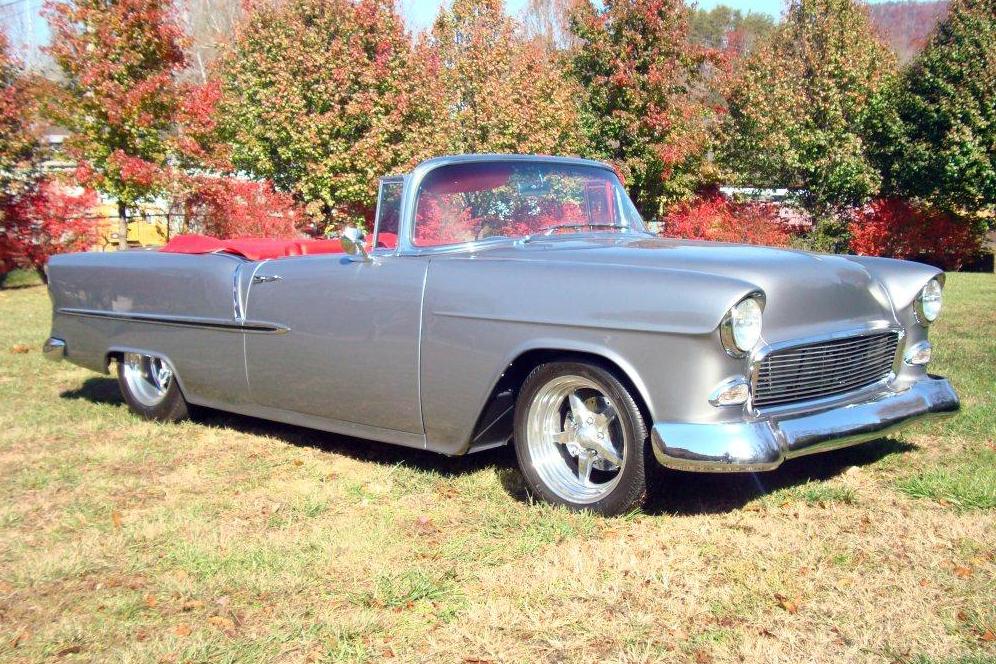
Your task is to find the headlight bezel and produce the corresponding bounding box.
[721,293,765,358]
[913,278,943,326]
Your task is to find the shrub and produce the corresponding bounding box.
[182,177,304,239]
[849,198,983,270]
[0,179,99,280]
[663,190,792,247]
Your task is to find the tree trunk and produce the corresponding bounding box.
[117,201,129,250]
[36,266,48,285]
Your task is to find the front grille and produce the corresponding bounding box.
[752,332,900,408]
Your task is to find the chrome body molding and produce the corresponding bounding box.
[43,337,66,361]
[651,375,959,472]
[57,307,289,334]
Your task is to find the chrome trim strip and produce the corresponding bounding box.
[42,337,66,361]
[652,376,959,472]
[57,307,289,334]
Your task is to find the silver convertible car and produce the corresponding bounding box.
[44,154,959,515]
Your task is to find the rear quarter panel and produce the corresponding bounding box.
[47,250,250,406]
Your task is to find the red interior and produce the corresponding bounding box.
[160,232,398,261]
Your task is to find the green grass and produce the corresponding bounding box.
[0,272,993,663]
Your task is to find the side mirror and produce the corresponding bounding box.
[340,226,370,262]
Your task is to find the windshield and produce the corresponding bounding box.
[413,161,646,247]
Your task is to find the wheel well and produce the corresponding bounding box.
[466,348,652,452]
[105,351,123,373]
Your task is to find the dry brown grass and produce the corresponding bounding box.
[0,272,993,663]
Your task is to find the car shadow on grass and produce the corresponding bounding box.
[62,376,915,516]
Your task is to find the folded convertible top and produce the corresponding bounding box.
[160,233,398,261]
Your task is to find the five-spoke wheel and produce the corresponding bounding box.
[514,361,650,515]
[117,351,190,422]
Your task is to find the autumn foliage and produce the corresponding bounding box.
[663,189,792,247]
[0,180,99,279]
[182,178,302,240]
[849,198,982,270]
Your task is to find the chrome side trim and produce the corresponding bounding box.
[57,307,289,334]
[42,337,66,361]
[651,376,959,472]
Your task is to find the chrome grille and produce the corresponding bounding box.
[752,332,900,408]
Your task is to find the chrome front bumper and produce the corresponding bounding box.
[651,376,959,472]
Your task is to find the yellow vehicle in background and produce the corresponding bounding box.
[93,196,170,250]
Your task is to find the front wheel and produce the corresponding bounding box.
[117,352,190,422]
[513,361,650,516]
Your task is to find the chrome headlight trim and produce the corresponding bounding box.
[721,293,765,358]
[913,278,943,326]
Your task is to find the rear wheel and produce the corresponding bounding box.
[513,361,650,516]
[117,352,189,422]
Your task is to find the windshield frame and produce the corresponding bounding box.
[396,155,650,255]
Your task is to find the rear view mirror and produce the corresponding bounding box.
[341,226,370,262]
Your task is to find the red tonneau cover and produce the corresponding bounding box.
[160,233,398,261]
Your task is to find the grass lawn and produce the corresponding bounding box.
[0,269,993,663]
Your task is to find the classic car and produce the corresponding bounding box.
[43,154,960,516]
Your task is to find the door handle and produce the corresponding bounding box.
[252,274,282,284]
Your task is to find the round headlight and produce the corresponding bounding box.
[722,296,763,355]
[915,279,943,325]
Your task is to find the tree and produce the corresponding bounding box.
[567,0,718,218]
[522,0,578,50]
[688,5,775,58]
[219,0,433,230]
[720,0,895,249]
[867,0,994,215]
[45,0,187,249]
[0,33,36,194]
[0,180,99,280]
[425,0,580,155]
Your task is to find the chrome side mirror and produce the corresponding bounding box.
[340,226,370,262]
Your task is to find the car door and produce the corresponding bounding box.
[243,252,428,435]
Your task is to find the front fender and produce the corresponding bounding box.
[419,256,760,454]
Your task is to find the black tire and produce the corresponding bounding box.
[117,354,190,422]
[513,360,650,516]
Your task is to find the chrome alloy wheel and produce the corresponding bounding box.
[122,352,174,408]
[525,375,627,504]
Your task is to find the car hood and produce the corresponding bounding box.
[467,235,903,343]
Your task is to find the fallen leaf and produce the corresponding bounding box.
[980,630,995,642]
[381,647,395,658]
[774,593,799,614]
[144,594,157,608]
[207,615,235,631]
[292,459,304,467]
[181,599,205,611]
[135,629,149,642]
[111,510,123,529]
[953,565,973,579]
[173,623,192,637]
[9,344,30,354]
[0,580,13,593]
[694,648,713,664]
[56,645,82,656]
[957,610,969,622]
[919,578,930,587]
[10,630,28,648]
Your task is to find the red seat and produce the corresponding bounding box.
[160,233,398,260]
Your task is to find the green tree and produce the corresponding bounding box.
[45,0,187,249]
[567,0,718,218]
[867,0,995,215]
[688,5,775,56]
[720,0,895,249]
[219,0,433,228]
[425,0,580,155]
